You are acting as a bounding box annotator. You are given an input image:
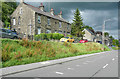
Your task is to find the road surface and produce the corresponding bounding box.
[4,50,118,77]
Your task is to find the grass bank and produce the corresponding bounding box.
[1,39,110,68]
[112,46,120,50]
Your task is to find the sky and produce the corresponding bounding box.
[14,0,119,39]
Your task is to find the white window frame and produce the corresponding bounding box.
[59,22,62,28]
[38,27,41,34]
[46,29,51,33]
[48,18,50,25]
[13,18,16,25]
[20,7,22,14]
[38,15,41,23]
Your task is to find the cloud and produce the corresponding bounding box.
[25,2,118,39]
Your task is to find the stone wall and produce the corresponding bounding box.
[35,13,71,36]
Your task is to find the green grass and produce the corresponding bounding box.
[112,46,120,50]
[1,39,110,68]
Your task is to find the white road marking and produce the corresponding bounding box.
[56,72,64,75]
[112,58,115,61]
[83,63,88,64]
[103,64,108,68]
[67,68,73,70]
[41,61,50,64]
[86,61,93,62]
[76,65,80,66]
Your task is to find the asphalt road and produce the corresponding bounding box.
[5,50,118,77]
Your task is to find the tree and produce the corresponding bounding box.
[1,0,17,28]
[84,25,95,33]
[112,39,119,46]
[109,36,114,40]
[71,8,85,39]
[104,32,109,37]
[84,25,93,30]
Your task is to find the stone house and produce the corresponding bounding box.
[94,31,102,42]
[83,28,95,42]
[94,31,111,46]
[11,0,71,39]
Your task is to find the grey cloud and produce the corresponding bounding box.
[26,2,118,39]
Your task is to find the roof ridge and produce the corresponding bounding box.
[23,2,70,23]
[23,2,40,10]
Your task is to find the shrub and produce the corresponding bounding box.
[67,35,73,38]
[46,33,53,40]
[63,42,72,47]
[2,44,11,62]
[34,33,64,41]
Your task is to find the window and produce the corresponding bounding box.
[59,22,62,28]
[67,24,69,29]
[13,17,16,25]
[20,7,22,14]
[67,32,70,35]
[48,18,50,25]
[46,29,51,33]
[18,16,20,25]
[38,27,41,34]
[55,22,57,24]
[38,15,41,23]
[55,30,57,33]
[58,30,62,34]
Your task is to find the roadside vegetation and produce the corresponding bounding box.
[1,39,110,68]
[112,47,120,50]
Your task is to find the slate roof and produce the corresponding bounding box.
[85,28,95,35]
[96,31,102,35]
[23,2,70,24]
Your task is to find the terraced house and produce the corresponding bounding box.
[11,0,71,39]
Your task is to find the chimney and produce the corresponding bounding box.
[39,3,44,11]
[20,0,24,3]
[58,11,62,18]
[50,8,54,15]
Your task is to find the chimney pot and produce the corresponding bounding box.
[50,8,54,15]
[20,0,24,3]
[39,3,44,11]
[58,11,62,18]
[41,3,43,6]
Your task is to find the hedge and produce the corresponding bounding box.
[34,33,64,41]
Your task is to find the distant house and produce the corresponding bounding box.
[94,31,102,42]
[83,28,95,42]
[94,31,112,46]
[11,0,71,39]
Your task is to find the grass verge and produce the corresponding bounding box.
[1,39,110,68]
[112,47,120,50]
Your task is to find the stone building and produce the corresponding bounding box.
[11,0,71,39]
[94,31,111,46]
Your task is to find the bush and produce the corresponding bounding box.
[34,33,64,41]
[73,36,81,43]
[67,35,73,38]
